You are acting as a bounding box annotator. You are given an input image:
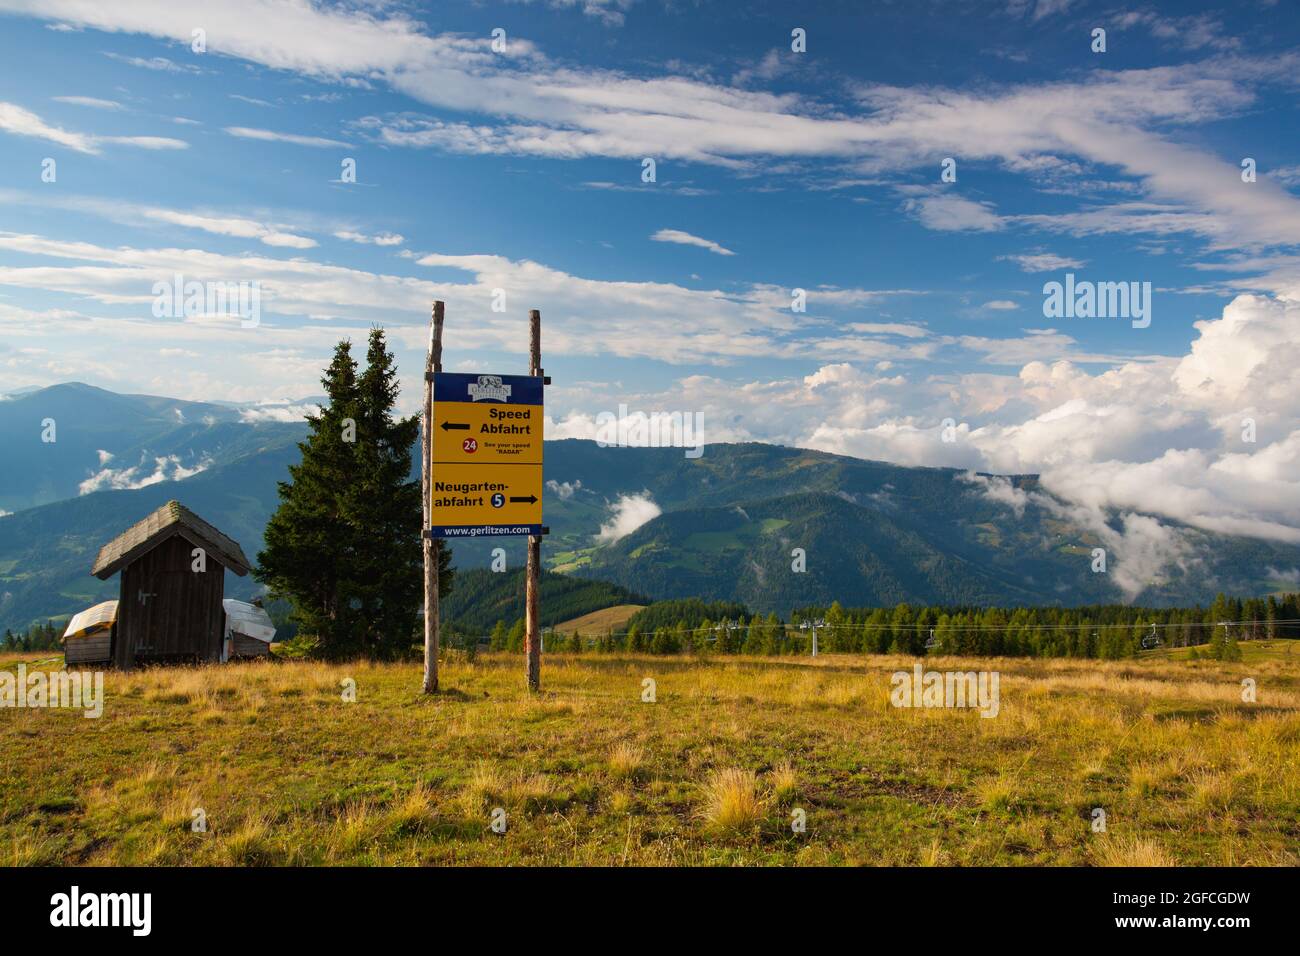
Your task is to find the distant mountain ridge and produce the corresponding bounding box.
[1,383,1298,632]
[0,382,309,512]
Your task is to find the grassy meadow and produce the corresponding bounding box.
[3,644,1298,866]
[551,604,646,635]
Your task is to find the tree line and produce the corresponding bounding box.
[465,592,1300,661]
[2,620,63,653]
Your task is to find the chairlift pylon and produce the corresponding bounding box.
[799,618,825,657]
[1140,624,1162,650]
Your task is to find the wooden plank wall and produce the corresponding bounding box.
[114,535,226,667]
[231,634,271,658]
[66,628,112,664]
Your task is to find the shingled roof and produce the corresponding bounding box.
[91,500,252,579]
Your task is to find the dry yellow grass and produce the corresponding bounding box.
[700,768,763,833]
[1091,835,1177,867]
[552,605,646,636]
[608,741,645,779]
[2,644,1297,865]
[768,761,798,801]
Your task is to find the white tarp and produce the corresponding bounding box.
[222,599,276,643]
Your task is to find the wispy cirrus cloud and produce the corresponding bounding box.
[224,126,350,148]
[0,100,187,153]
[0,190,315,248]
[0,227,956,369]
[0,100,96,151]
[650,228,735,256]
[51,95,122,110]
[999,252,1087,272]
[334,230,404,246]
[1111,7,1241,53]
[102,51,200,73]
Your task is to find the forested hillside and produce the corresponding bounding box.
[439,568,647,634]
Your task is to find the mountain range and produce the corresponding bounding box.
[1,382,1297,633]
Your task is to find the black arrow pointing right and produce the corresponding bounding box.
[509,495,538,504]
[440,421,470,431]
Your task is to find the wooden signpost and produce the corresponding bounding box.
[421,302,443,695]
[422,302,547,693]
[525,310,543,693]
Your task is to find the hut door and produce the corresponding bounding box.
[134,583,160,655]
[131,537,197,659]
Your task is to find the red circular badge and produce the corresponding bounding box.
[462,438,478,453]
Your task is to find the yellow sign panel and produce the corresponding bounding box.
[429,463,543,535]
[430,372,544,537]
[433,400,542,464]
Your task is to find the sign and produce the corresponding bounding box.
[429,372,544,537]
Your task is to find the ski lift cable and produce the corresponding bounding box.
[589,617,1300,638]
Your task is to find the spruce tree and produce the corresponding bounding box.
[257,341,359,655]
[256,332,452,659]
[346,328,443,657]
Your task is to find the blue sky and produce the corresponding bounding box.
[0,0,1298,552]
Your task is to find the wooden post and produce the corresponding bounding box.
[422,301,444,695]
[524,309,542,692]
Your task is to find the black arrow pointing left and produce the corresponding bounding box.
[440,421,470,431]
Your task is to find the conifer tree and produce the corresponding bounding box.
[256,332,452,658]
[347,328,435,656]
[506,618,525,652]
[256,341,360,655]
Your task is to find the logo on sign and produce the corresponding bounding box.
[468,375,512,403]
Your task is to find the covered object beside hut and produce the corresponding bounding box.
[90,500,252,668]
[62,600,118,665]
[222,599,276,660]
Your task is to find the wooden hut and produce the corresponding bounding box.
[91,500,252,668]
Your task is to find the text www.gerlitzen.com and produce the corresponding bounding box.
[439,526,535,537]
